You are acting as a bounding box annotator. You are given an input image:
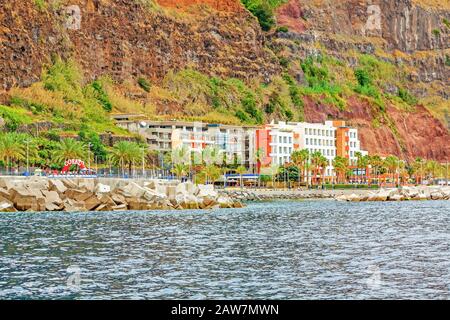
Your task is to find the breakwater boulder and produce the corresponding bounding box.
[0,177,243,212]
[335,186,450,202]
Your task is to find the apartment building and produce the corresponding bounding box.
[114,116,367,174]
[255,120,367,178]
[115,119,257,167]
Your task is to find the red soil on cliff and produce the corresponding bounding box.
[303,96,450,161]
[276,0,306,33]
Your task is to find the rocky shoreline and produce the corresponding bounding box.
[334,186,450,202]
[224,186,450,202]
[0,177,243,212]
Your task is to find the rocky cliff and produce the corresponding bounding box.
[0,0,449,161]
[274,0,449,160]
[0,0,278,90]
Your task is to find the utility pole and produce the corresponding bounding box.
[142,147,145,179]
[87,143,92,171]
[446,162,448,186]
[25,139,31,176]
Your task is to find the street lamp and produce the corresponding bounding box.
[87,142,92,170]
[25,139,31,176]
[142,147,146,179]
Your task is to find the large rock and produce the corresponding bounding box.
[78,179,95,192]
[49,180,67,195]
[144,180,167,195]
[389,193,405,201]
[176,181,199,196]
[26,177,49,191]
[0,188,12,202]
[95,183,111,194]
[65,189,94,202]
[111,193,127,205]
[9,187,45,211]
[217,195,234,208]
[63,199,87,212]
[0,201,16,212]
[84,195,103,211]
[42,190,63,211]
[120,182,146,198]
[197,184,218,199]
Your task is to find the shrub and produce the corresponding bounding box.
[279,57,289,68]
[137,77,151,92]
[91,80,112,112]
[0,105,32,131]
[354,68,372,87]
[398,88,417,106]
[276,26,289,33]
[242,92,263,123]
[444,18,450,28]
[34,0,47,11]
[241,0,276,31]
[235,110,249,122]
[432,29,440,37]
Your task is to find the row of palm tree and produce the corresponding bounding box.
[0,133,146,175]
[280,148,449,186]
[1,132,448,185]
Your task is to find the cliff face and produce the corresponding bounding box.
[0,0,278,90]
[275,0,449,161]
[0,0,449,161]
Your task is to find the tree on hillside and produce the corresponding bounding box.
[241,0,276,31]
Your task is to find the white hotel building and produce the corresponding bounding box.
[257,120,368,178]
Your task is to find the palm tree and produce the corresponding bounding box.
[412,157,425,185]
[202,164,221,185]
[332,156,349,184]
[425,160,441,182]
[171,163,188,181]
[110,141,142,177]
[291,149,309,187]
[355,152,370,183]
[172,145,191,179]
[368,155,383,184]
[52,138,85,165]
[255,147,264,174]
[255,148,264,187]
[384,155,400,185]
[310,151,327,186]
[0,133,25,174]
[269,164,279,188]
[202,146,221,166]
[236,165,246,189]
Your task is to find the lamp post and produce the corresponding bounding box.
[25,139,31,176]
[87,143,92,170]
[142,147,146,179]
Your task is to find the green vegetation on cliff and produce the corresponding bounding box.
[241,0,287,31]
